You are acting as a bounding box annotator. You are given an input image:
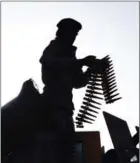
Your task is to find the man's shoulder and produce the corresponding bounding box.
[39,40,60,63]
[44,40,61,54]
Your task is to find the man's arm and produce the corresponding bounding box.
[40,46,97,72]
[40,47,84,72]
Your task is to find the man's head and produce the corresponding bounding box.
[56,18,82,45]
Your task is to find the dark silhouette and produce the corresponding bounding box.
[38,18,99,163]
[40,18,95,119]
[38,18,106,133]
[103,111,139,163]
[102,149,119,163]
[39,18,108,131]
[132,126,139,147]
[132,126,139,160]
[1,79,42,162]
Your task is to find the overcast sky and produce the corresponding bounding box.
[1,2,139,151]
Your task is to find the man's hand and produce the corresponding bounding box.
[82,55,96,67]
[81,55,109,73]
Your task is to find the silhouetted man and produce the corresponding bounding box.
[102,149,120,163]
[39,18,99,132]
[38,18,105,163]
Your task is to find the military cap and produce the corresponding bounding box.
[57,18,82,31]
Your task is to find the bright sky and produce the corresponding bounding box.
[1,2,139,151]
